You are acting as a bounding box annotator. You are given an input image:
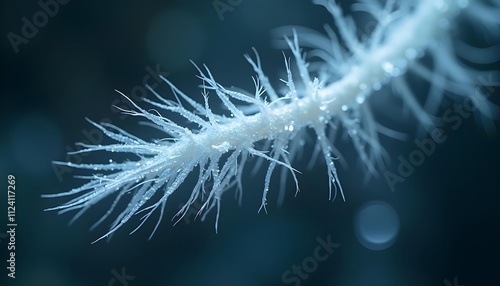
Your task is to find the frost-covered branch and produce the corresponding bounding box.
[44,0,500,242]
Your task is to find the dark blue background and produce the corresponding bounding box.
[1,0,499,285]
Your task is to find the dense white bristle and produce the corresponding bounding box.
[44,0,499,242]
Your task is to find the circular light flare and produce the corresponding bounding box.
[354,200,400,251]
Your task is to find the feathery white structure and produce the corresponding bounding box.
[44,0,500,241]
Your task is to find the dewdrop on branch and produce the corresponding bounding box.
[44,0,500,242]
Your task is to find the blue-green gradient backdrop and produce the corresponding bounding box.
[1,0,499,285]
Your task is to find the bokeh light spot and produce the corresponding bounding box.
[354,200,400,251]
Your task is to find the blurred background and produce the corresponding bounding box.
[1,0,499,285]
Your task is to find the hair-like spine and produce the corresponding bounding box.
[43,0,499,242]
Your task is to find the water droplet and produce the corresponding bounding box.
[341,105,349,111]
[319,105,327,111]
[382,62,394,74]
[356,95,366,104]
[394,59,407,75]
[372,82,382,91]
[405,48,417,60]
[435,0,448,12]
